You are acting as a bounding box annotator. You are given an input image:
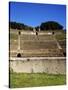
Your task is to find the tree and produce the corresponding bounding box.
[35,26,40,31]
[9,22,33,31]
[40,21,63,30]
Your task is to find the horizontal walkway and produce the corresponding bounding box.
[10,57,66,61]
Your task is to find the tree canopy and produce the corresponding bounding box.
[10,21,64,31]
[40,21,63,30]
[9,22,33,30]
[35,26,40,31]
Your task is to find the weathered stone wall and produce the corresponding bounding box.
[9,59,66,74]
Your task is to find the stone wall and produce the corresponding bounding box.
[9,58,66,74]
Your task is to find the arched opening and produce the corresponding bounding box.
[17,53,21,57]
[63,52,66,57]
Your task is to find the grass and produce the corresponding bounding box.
[55,33,66,40]
[10,33,18,40]
[9,73,66,88]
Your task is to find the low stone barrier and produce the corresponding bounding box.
[9,57,66,74]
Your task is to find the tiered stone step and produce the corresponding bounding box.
[10,49,63,57]
[9,32,65,57]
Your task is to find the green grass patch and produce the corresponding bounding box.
[10,33,18,40]
[9,73,66,88]
[55,33,66,40]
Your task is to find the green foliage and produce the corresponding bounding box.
[40,21,63,30]
[9,22,33,31]
[35,26,40,31]
[10,21,64,31]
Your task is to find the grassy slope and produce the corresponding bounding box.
[55,34,66,40]
[9,73,66,88]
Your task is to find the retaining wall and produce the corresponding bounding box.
[9,58,66,74]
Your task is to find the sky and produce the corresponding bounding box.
[9,2,66,29]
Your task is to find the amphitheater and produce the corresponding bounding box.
[9,29,66,74]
